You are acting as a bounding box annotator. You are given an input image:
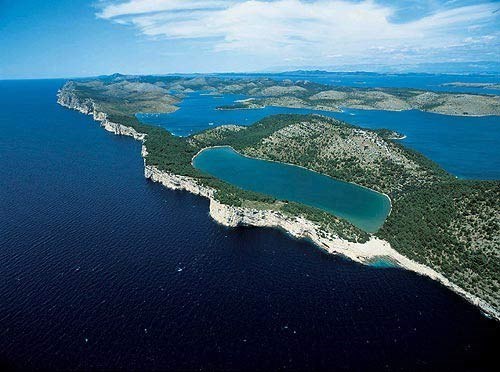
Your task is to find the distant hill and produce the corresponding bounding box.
[263,61,500,75]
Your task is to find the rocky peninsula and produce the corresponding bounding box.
[57,75,500,320]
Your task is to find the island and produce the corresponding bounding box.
[442,82,500,90]
[57,74,500,320]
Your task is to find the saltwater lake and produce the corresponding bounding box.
[1,79,499,370]
[193,146,391,232]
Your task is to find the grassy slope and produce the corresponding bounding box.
[64,80,179,116]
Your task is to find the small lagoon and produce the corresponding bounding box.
[193,146,391,233]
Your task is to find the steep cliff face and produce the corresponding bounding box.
[209,199,394,261]
[58,90,94,115]
[144,165,214,199]
[101,120,145,140]
[57,89,145,141]
[141,158,390,263]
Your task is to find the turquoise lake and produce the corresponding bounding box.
[193,146,392,233]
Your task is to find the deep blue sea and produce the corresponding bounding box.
[1,79,499,370]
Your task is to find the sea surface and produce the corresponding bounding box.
[138,91,500,179]
[193,146,391,232]
[1,79,499,370]
[136,92,328,137]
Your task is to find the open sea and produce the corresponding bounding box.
[1,78,499,370]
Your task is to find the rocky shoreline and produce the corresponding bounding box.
[57,90,499,321]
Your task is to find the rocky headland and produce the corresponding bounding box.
[57,84,500,320]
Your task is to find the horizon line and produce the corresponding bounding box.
[3,69,500,81]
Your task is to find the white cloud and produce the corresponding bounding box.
[96,0,500,66]
[97,0,234,19]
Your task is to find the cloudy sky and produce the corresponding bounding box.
[1,0,499,78]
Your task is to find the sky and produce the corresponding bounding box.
[1,0,499,78]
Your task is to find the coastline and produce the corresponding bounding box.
[57,90,500,321]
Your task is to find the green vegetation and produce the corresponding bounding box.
[379,181,499,307]
[59,76,499,312]
[193,114,450,195]
[63,80,179,116]
[373,128,405,139]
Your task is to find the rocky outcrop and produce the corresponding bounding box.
[144,165,214,199]
[57,88,499,321]
[101,120,145,140]
[209,199,391,261]
[57,87,145,141]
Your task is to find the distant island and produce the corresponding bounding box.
[442,82,500,90]
[57,75,500,320]
[212,79,500,116]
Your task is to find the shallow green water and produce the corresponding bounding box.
[369,257,399,268]
[193,146,392,232]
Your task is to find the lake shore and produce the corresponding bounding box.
[57,92,500,321]
[192,145,392,232]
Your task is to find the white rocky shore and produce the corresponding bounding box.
[57,90,499,321]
